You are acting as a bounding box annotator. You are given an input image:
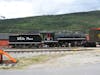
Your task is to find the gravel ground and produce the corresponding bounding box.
[1,48,100,75]
[27,49,100,69]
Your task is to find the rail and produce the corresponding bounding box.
[4,47,100,53]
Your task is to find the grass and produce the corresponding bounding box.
[0,10,100,33]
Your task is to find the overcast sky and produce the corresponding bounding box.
[0,0,100,19]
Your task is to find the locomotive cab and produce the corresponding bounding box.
[83,28,100,47]
[40,32,58,47]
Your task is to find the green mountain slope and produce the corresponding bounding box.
[0,11,100,33]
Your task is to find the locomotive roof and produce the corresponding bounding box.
[10,33,40,36]
[55,32,86,38]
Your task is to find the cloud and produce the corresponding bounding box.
[31,0,100,15]
[0,0,33,18]
[0,0,100,19]
[0,0,32,2]
[31,0,76,15]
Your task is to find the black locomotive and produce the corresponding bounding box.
[9,31,87,48]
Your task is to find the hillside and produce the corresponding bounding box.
[0,11,100,33]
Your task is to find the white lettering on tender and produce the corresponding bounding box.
[26,37,33,40]
[17,37,25,40]
[17,36,33,40]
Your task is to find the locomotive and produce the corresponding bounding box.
[8,31,87,48]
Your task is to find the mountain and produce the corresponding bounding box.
[0,10,100,33]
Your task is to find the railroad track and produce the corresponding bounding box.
[3,47,100,53]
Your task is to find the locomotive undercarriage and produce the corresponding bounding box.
[9,43,42,48]
[9,41,85,48]
[58,40,84,47]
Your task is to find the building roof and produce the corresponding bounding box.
[0,33,10,40]
[91,28,100,30]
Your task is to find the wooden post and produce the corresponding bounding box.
[0,49,17,63]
